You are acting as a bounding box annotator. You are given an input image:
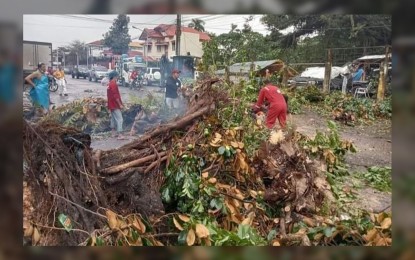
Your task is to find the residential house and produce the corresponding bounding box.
[86,40,146,58]
[139,24,210,61]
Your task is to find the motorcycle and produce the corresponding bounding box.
[129,77,143,91]
[48,75,59,92]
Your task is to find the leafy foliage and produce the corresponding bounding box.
[360,166,392,192]
[103,14,132,55]
[300,120,356,173]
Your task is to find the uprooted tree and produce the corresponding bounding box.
[23,78,391,246]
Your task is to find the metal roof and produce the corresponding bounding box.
[216,59,283,75]
[356,54,392,61]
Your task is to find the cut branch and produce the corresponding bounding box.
[100,152,167,175]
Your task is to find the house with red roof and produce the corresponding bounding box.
[139,24,210,61]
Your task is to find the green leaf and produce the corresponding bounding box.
[237,224,250,240]
[323,227,334,238]
[218,146,226,155]
[96,237,105,246]
[178,230,187,245]
[267,229,277,242]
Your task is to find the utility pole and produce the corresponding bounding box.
[176,14,181,56]
[323,49,333,93]
[86,46,89,68]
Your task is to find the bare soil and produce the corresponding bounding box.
[290,107,392,213]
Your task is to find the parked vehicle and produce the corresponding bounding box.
[71,65,89,79]
[23,41,52,80]
[143,67,161,86]
[63,67,72,74]
[288,66,350,91]
[89,66,108,82]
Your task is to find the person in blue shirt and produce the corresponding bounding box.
[25,63,50,115]
[0,48,16,104]
[352,64,365,82]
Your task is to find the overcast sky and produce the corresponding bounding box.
[23,14,269,48]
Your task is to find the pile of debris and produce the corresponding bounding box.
[23,78,354,246]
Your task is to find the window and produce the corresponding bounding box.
[157,45,162,52]
[172,41,175,51]
[147,45,152,52]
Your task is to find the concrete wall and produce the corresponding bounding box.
[180,32,203,58]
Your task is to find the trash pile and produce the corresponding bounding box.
[23,78,390,246]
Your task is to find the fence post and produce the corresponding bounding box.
[323,49,332,93]
[377,46,390,101]
[282,64,288,87]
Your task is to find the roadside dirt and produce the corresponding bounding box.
[290,107,392,213]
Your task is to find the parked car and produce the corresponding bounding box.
[63,67,72,74]
[71,65,89,79]
[142,67,161,86]
[89,66,109,82]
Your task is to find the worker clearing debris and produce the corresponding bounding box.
[251,79,288,129]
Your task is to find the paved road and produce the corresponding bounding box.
[50,77,165,108]
[47,77,166,151]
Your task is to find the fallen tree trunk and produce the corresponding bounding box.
[100,152,167,175]
[121,105,212,151]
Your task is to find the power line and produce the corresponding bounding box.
[24,22,110,29]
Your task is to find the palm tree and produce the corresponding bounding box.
[188,18,205,32]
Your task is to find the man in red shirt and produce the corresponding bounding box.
[107,70,126,139]
[252,80,288,129]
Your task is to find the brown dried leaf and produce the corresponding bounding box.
[208,178,217,184]
[376,213,386,225]
[249,190,258,198]
[186,229,196,246]
[380,218,392,230]
[106,210,119,229]
[173,217,184,231]
[24,223,34,237]
[32,227,41,245]
[303,217,316,227]
[230,141,239,148]
[203,237,212,246]
[201,172,209,179]
[238,142,245,149]
[363,229,378,242]
[136,217,146,234]
[178,214,191,223]
[195,223,210,238]
[241,212,255,226]
[272,240,281,246]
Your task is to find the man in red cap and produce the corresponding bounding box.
[165,69,182,109]
[252,80,288,129]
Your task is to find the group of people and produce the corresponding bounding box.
[26,62,286,137]
[25,63,68,116]
[107,67,183,139]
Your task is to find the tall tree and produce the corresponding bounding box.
[188,18,206,32]
[103,14,132,55]
[66,40,87,66]
[261,15,391,48]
